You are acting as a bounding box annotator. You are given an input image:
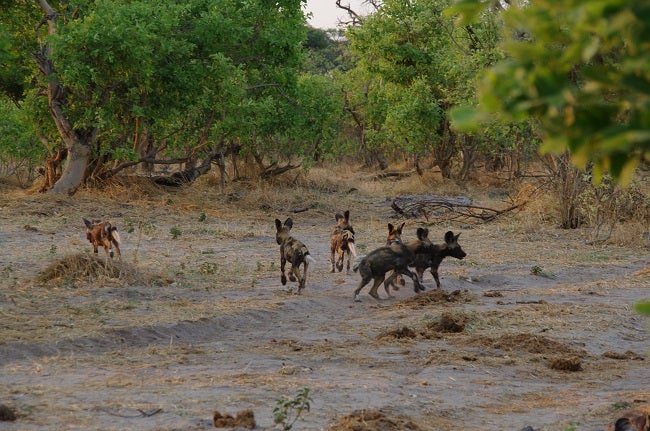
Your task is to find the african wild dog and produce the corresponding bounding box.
[412,231,466,288]
[607,404,650,431]
[353,227,433,302]
[386,222,406,290]
[330,210,357,273]
[83,218,121,259]
[386,222,404,245]
[275,218,315,294]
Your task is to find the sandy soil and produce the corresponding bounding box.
[0,181,648,431]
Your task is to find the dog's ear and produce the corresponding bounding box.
[344,210,350,222]
[445,231,455,243]
[335,213,344,222]
[284,218,293,229]
[83,218,93,229]
[417,227,429,240]
[397,222,405,234]
[275,219,283,231]
[388,223,394,233]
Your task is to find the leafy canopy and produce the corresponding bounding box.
[448,0,650,183]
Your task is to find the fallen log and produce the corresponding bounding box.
[391,193,527,223]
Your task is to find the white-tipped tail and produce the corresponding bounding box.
[112,229,121,244]
[348,242,358,258]
[305,254,316,264]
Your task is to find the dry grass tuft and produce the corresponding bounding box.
[512,188,562,230]
[427,311,468,333]
[548,356,583,372]
[398,288,472,308]
[490,333,585,356]
[377,326,418,340]
[328,409,424,431]
[36,253,161,286]
[87,175,166,201]
[608,221,650,248]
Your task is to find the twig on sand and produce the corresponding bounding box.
[95,407,163,418]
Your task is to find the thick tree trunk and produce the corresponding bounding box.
[50,140,91,194]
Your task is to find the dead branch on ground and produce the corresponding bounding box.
[391,194,528,223]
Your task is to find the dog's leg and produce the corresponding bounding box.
[280,246,287,285]
[354,272,372,302]
[112,241,121,259]
[383,272,400,298]
[330,244,336,273]
[345,251,351,274]
[400,268,424,292]
[368,276,385,300]
[290,264,301,291]
[414,266,426,283]
[288,261,298,282]
[336,250,344,272]
[298,261,309,294]
[431,268,441,288]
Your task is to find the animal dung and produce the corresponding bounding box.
[213,408,256,429]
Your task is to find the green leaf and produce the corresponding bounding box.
[634,300,650,317]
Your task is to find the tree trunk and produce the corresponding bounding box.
[38,147,67,192]
[35,0,97,194]
[50,140,91,194]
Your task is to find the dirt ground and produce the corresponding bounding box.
[0,172,648,431]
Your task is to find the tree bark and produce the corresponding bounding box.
[50,141,91,193]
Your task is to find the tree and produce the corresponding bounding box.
[340,0,510,177]
[448,0,650,184]
[0,0,308,193]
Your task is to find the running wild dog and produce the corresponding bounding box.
[330,211,357,273]
[412,231,466,288]
[83,218,121,259]
[353,227,433,302]
[275,218,315,294]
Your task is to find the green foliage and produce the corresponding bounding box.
[273,387,312,431]
[0,0,313,185]
[0,99,47,165]
[635,300,650,317]
[170,227,182,240]
[530,265,555,279]
[338,0,511,175]
[448,0,650,183]
[303,27,348,74]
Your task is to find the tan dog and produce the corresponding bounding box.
[330,210,357,273]
[83,218,121,259]
[275,218,315,294]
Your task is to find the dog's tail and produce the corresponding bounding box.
[305,254,316,264]
[111,227,121,244]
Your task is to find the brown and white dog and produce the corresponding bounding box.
[83,218,121,259]
[275,218,315,294]
[386,222,406,290]
[330,210,357,273]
